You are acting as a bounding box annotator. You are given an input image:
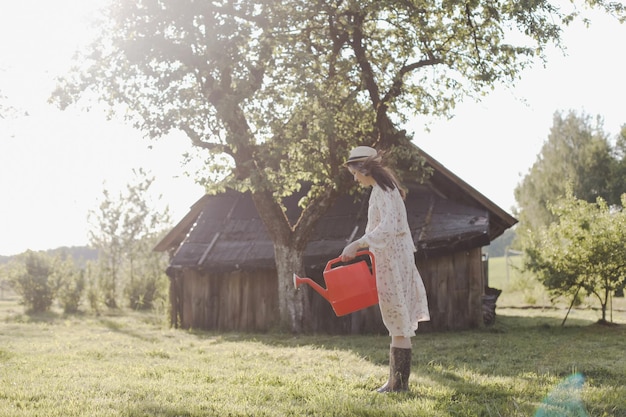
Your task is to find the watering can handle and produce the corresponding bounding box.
[325,250,375,273]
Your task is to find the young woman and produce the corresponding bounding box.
[341,146,430,393]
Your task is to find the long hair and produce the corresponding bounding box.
[347,151,406,199]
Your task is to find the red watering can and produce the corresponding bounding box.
[293,250,378,317]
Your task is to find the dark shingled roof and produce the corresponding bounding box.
[156,145,517,272]
[162,184,491,272]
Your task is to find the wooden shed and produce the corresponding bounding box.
[155,146,517,333]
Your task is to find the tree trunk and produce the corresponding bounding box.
[274,244,306,333]
[601,285,609,323]
[249,185,341,333]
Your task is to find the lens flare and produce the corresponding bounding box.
[535,373,588,417]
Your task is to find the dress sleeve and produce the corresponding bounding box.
[359,187,397,249]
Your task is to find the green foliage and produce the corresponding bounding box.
[53,256,86,314]
[8,251,57,313]
[3,250,90,315]
[46,246,98,267]
[5,251,89,315]
[83,261,104,315]
[521,190,626,322]
[0,247,98,267]
[52,1,624,198]
[125,236,169,311]
[609,124,626,203]
[88,169,171,311]
[515,110,618,235]
[89,188,124,308]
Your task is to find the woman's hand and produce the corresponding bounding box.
[341,241,360,262]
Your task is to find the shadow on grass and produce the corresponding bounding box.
[2,309,62,324]
[97,316,162,343]
[492,312,597,328]
[188,314,626,391]
[192,314,607,350]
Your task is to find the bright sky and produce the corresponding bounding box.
[0,1,624,256]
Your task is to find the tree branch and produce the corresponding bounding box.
[465,3,483,67]
[349,12,381,108]
[180,125,232,155]
[380,57,443,105]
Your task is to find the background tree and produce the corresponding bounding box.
[121,169,171,310]
[53,255,85,314]
[8,251,57,313]
[53,0,624,331]
[88,169,171,310]
[89,187,125,308]
[522,190,626,324]
[608,125,626,204]
[514,110,616,235]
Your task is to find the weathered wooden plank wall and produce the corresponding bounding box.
[173,268,279,331]
[417,247,484,330]
[169,247,485,333]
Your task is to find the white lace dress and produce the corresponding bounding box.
[358,184,430,336]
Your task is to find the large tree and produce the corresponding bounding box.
[53,0,624,332]
[609,125,626,204]
[515,110,617,234]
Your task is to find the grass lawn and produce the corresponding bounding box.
[1,257,625,417]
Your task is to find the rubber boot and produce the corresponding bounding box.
[377,346,411,393]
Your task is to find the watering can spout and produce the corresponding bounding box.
[293,273,330,301]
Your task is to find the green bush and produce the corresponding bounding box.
[125,260,168,310]
[10,251,56,313]
[55,267,85,314]
[83,262,104,314]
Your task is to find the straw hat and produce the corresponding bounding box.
[345,146,378,164]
